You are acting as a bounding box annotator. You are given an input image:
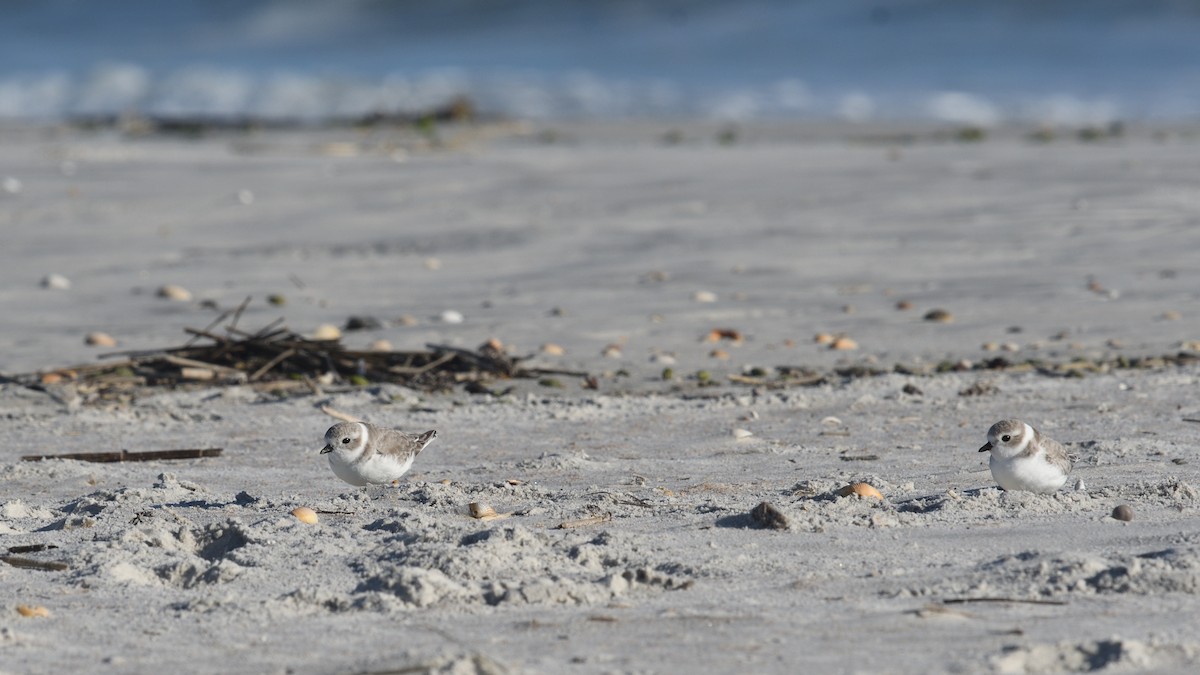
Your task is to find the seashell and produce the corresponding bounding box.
[40,372,64,385]
[692,290,718,303]
[837,483,883,500]
[156,284,192,302]
[439,310,464,324]
[16,604,50,618]
[468,502,497,518]
[312,324,342,340]
[41,273,71,290]
[540,343,566,356]
[830,337,858,350]
[732,428,754,439]
[85,332,117,347]
[981,342,999,352]
[291,507,319,524]
[1111,504,1133,522]
[923,308,953,323]
[1001,342,1020,352]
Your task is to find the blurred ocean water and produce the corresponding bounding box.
[2,0,1198,124]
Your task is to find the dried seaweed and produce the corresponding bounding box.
[9,305,586,400]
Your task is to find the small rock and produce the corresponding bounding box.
[830,337,858,351]
[156,284,192,302]
[85,332,117,347]
[750,501,789,530]
[1111,504,1133,522]
[40,273,71,290]
[439,310,464,324]
[709,348,730,360]
[813,332,835,345]
[692,290,718,303]
[981,342,999,351]
[266,294,286,306]
[902,383,923,396]
[1001,342,1020,352]
[895,300,913,311]
[344,316,384,331]
[312,324,342,340]
[540,343,566,356]
[923,308,954,323]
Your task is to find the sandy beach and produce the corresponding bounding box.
[2,121,1200,674]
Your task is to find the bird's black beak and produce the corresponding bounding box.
[320,444,333,454]
[978,442,993,453]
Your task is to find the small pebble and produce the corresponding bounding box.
[902,383,923,396]
[439,310,464,324]
[541,343,566,356]
[650,353,676,365]
[85,332,117,347]
[267,294,286,306]
[1001,342,1020,352]
[1111,504,1133,522]
[312,324,342,340]
[291,507,319,524]
[601,344,623,358]
[396,314,419,326]
[813,333,834,345]
[156,284,192,302]
[41,273,71,290]
[895,300,913,311]
[923,308,954,323]
[830,337,858,351]
[692,290,718,303]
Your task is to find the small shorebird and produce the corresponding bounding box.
[320,422,437,486]
[978,419,1072,493]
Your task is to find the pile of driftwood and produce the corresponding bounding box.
[12,302,583,400]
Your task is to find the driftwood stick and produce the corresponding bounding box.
[185,307,235,347]
[941,597,1067,606]
[227,296,253,332]
[22,448,224,463]
[184,327,231,343]
[555,513,613,529]
[1,556,70,572]
[250,348,296,381]
[160,355,246,376]
[319,405,362,423]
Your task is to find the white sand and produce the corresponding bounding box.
[2,121,1200,674]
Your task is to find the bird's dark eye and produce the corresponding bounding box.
[1001,435,1011,442]
[341,437,351,444]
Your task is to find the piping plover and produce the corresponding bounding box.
[978,419,1072,493]
[320,422,437,486]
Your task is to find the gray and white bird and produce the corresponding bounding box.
[978,419,1072,493]
[320,422,437,486]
